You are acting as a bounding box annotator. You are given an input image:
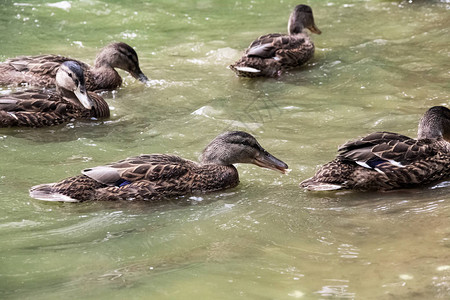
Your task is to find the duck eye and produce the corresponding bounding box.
[68,73,73,78]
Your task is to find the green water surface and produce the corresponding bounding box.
[0,0,449,299]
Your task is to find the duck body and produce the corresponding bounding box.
[30,131,288,202]
[0,89,108,127]
[30,155,240,202]
[230,4,321,77]
[0,42,148,91]
[300,107,450,191]
[0,61,109,127]
[230,32,315,77]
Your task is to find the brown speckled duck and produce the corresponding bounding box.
[0,61,109,127]
[30,131,288,202]
[0,42,148,91]
[230,4,321,77]
[300,106,450,191]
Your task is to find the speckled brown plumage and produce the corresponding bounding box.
[30,131,288,202]
[0,42,148,91]
[230,5,321,77]
[0,90,109,127]
[300,106,450,191]
[0,61,110,127]
[31,156,240,202]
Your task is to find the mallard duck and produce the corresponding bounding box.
[0,42,148,91]
[300,106,450,191]
[30,131,288,202]
[0,61,109,127]
[229,4,321,77]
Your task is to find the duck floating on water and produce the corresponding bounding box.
[0,42,149,91]
[230,4,321,77]
[30,131,288,202]
[300,106,450,191]
[0,61,109,127]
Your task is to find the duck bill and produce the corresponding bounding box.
[253,152,288,174]
[308,24,322,35]
[74,85,94,110]
[131,68,149,84]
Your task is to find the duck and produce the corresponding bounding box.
[229,4,321,77]
[300,106,450,191]
[0,61,109,127]
[30,131,289,202]
[0,42,149,91]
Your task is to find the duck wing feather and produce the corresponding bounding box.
[337,131,438,169]
[246,33,312,64]
[82,154,194,186]
[0,89,106,127]
[1,55,92,87]
[6,55,89,74]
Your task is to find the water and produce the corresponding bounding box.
[1,0,449,299]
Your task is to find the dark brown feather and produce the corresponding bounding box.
[0,89,109,127]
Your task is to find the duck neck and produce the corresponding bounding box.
[194,164,239,193]
[90,65,122,91]
[288,23,304,35]
[288,13,305,35]
[417,110,448,140]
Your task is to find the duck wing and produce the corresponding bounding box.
[0,90,86,127]
[0,89,61,111]
[1,55,91,87]
[82,154,194,186]
[246,34,285,58]
[246,33,313,63]
[337,131,437,169]
[7,55,89,74]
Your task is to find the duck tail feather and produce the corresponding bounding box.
[300,179,343,191]
[29,183,80,202]
[229,65,262,77]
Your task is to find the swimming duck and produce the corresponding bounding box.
[0,42,149,91]
[300,106,450,191]
[230,4,321,77]
[0,61,109,127]
[30,131,288,202]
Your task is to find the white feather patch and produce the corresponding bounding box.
[374,168,385,174]
[305,183,343,191]
[387,159,404,167]
[356,161,371,169]
[7,112,18,120]
[0,99,18,104]
[29,185,80,202]
[234,66,261,73]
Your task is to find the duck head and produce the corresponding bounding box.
[200,131,288,173]
[56,61,94,109]
[417,106,450,141]
[288,4,321,35]
[94,42,149,84]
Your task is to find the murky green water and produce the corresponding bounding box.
[1,0,449,299]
